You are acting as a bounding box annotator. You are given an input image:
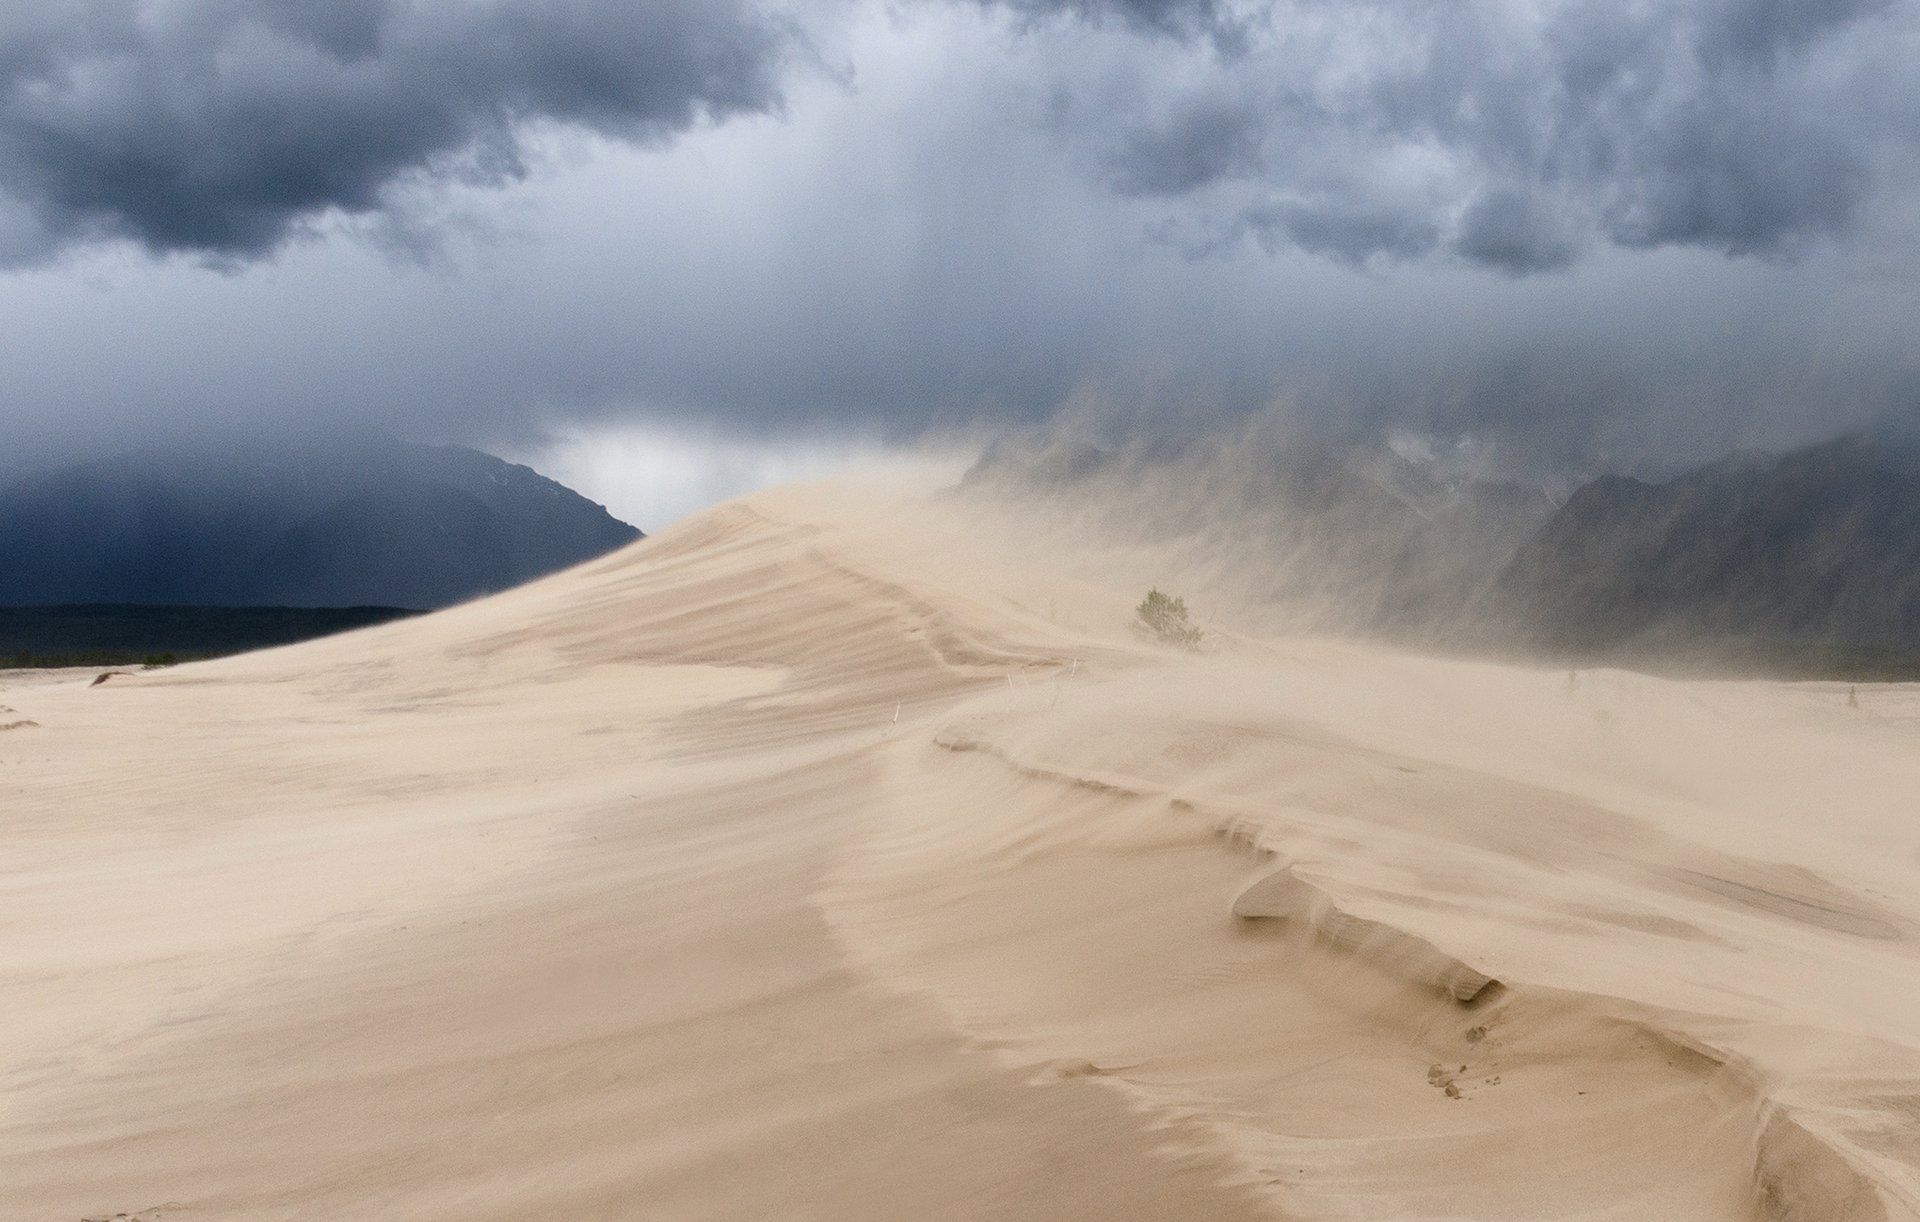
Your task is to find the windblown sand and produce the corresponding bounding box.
[5,476,1919,1221]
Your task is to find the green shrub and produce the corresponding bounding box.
[1136,588,1202,648]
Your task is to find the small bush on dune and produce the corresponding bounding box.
[1136,588,1202,648]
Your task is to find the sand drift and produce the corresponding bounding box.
[4,477,1919,1220]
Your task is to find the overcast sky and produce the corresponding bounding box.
[1,0,1916,526]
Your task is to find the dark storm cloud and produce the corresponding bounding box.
[1107,96,1266,194]
[1241,200,1441,267]
[1700,0,1888,66]
[0,0,796,262]
[1031,0,1914,272]
[983,0,1234,42]
[0,0,1916,496]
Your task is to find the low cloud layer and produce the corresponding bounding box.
[0,0,795,262]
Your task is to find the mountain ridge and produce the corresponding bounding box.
[965,428,1920,675]
[1489,433,1920,662]
[0,436,641,609]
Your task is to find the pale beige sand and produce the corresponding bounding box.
[4,474,1919,1221]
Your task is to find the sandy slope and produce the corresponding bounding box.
[4,474,1920,1221]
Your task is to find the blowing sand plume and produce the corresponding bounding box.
[5,475,1920,1221]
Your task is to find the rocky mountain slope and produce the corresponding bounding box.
[1491,434,1920,665]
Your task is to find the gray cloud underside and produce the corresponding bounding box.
[0,0,1916,492]
[2,0,1914,275]
[983,0,1234,41]
[0,0,794,262]
[1030,0,1916,271]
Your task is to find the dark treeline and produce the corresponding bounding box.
[0,605,423,670]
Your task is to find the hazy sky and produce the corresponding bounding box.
[1,0,1916,525]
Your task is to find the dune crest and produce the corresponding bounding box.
[5,476,1920,1220]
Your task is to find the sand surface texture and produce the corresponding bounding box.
[5,476,1920,1221]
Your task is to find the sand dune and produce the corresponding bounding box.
[4,474,1920,1220]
